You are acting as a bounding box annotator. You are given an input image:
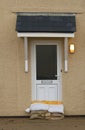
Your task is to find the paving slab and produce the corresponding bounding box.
[0,117,85,130]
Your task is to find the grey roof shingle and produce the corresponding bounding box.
[16,15,76,33]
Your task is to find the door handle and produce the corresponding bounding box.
[54,75,61,79]
[54,75,57,77]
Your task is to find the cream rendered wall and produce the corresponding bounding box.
[0,0,85,116]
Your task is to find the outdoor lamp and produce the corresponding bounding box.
[69,43,75,54]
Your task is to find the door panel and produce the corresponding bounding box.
[48,84,58,100]
[36,84,58,101]
[36,85,46,100]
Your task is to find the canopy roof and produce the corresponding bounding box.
[16,15,76,33]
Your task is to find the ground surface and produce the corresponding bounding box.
[0,117,85,130]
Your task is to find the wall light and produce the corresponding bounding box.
[69,43,75,54]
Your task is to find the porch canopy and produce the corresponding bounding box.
[16,15,76,72]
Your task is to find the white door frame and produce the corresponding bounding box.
[31,40,62,101]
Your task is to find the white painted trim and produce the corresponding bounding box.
[31,42,37,100]
[25,60,28,72]
[31,40,62,101]
[17,32,75,38]
[24,37,28,72]
[65,60,68,72]
[64,37,68,72]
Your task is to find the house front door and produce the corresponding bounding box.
[32,41,62,101]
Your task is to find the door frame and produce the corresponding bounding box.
[31,40,62,101]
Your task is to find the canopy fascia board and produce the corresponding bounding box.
[17,32,75,38]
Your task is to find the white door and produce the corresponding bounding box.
[32,41,62,101]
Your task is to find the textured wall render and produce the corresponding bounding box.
[0,0,85,115]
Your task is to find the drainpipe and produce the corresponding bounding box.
[64,37,68,72]
[24,37,28,72]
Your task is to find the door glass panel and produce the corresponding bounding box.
[36,45,57,80]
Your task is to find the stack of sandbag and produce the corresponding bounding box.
[30,111,64,120]
[25,102,64,120]
[30,110,47,119]
[47,104,64,120]
[45,112,64,120]
[29,103,48,119]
